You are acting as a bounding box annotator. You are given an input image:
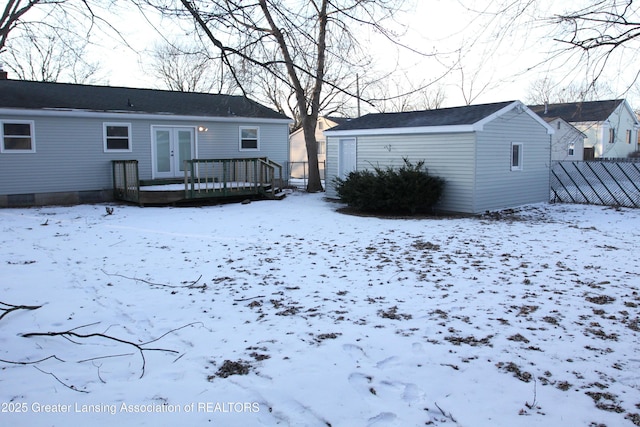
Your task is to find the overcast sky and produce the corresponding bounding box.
[81,1,640,111]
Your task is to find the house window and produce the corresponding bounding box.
[626,129,632,144]
[317,140,326,155]
[1,121,35,152]
[557,121,561,130]
[104,123,132,151]
[239,127,259,150]
[608,128,615,144]
[511,143,523,171]
[568,142,575,156]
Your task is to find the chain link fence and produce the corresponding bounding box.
[550,161,640,208]
[286,161,326,189]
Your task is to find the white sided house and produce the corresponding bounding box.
[543,117,586,161]
[324,100,554,214]
[530,99,639,160]
[0,79,291,206]
[288,116,349,180]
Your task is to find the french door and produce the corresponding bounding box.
[153,127,195,179]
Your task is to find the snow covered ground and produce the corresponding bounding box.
[1,192,639,427]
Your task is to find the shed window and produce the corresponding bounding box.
[511,143,523,171]
[239,127,259,150]
[1,121,35,152]
[104,123,132,151]
[568,143,575,156]
[626,129,632,144]
[608,128,615,144]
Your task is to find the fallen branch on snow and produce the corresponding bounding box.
[21,322,201,379]
[0,354,66,365]
[101,269,205,289]
[33,366,89,393]
[434,401,457,423]
[0,301,42,321]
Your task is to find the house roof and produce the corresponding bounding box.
[325,116,350,126]
[528,99,624,122]
[324,100,553,136]
[328,101,518,132]
[0,79,289,120]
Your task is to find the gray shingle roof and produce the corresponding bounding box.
[0,79,289,119]
[328,101,516,131]
[528,99,623,122]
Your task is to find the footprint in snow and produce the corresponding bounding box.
[411,342,424,353]
[376,356,400,369]
[343,343,367,361]
[367,412,397,426]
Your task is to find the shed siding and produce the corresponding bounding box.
[326,132,478,213]
[475,109,550,212]
[0,114,289,197]
[325,136,340,196]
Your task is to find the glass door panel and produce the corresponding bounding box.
[155,129,171,175]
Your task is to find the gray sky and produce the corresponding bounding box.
[64,1,640,111]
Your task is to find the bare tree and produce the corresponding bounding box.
[526,76,614,105]
[552,1,640,88]
[0,0,42,53]
[138,0,419,193]
[4,25,101,83]
[149,40,220,92]
[366,75,447,112]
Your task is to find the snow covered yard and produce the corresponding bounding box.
[1,192,639,427]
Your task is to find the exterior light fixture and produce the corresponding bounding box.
[198,126,208,132]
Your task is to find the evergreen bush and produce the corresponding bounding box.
[334,158,445,214]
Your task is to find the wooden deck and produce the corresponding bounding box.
[113,158,285,205]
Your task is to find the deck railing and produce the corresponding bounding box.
[112,160,140,203]
[185,157,283,199]
[259,157,283,192]
[113,158,283,204]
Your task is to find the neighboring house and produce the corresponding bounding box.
[324,100,554,214]
[0,78,291,207]
[288,116,349,179]
[543,117,586,161]
[530,99,640,160]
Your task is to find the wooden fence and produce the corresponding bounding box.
[112,160,140,203]
[550,161,640,208]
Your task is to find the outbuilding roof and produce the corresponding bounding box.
[0,79,289,120]
[330,101,516,131]
[528,99,624,123]
[325,100,553,136]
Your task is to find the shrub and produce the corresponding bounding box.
[334,158,445,214]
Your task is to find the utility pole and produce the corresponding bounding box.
[356,73,361,117]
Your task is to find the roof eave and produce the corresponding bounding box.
[0,107,293,124]
[324,124,477,137]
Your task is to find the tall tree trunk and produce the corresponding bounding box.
[302,116,323,192]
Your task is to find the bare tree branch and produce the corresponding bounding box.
[0,300,42,321]
[21,322,199,379]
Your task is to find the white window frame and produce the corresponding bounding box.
[239,126,260,151]
[626,129,632,144]
[103,122,132,152]
[511,142,523,171]
[568,142,575,156]
[1,120,36,153]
